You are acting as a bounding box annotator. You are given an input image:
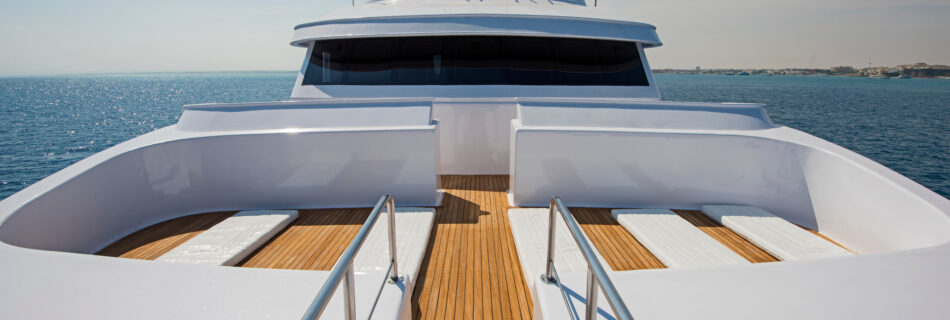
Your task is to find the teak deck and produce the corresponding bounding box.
[97,211,234,260]
[239,208,372,270]
[97,175,850,319]
[411,175,532,320]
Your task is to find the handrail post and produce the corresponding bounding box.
[545,196,635,320]
[301,195,400,320]
[386,196,400,281]
[544,199,557,282]
[343,265,356,320]
[585,269,598,320]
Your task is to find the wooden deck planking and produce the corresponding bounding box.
[562,208,782,267]
[96,204,843,271]
[96,211,234,260]
[569,207,667,270]
[94,175,856,320]
[412,175,533,320]
[674,209,780,263]
[239,208,370,270]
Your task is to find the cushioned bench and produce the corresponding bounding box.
[508,208,611,286]
[353,207,435,282]
[701,205,852,260]
[156,210,298,266]
[612,209,750,268]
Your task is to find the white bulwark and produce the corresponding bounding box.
[0,0,949,319]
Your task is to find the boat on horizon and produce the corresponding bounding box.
[1,1,948,319]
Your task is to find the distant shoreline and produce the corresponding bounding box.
[654,63,950,79]
[654,71,950,79]
[2,68,949,80]
[0,70,298,79]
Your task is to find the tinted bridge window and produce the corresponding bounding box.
[302,36,650,86]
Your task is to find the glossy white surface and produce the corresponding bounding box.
[390,98,760,175]
[156,210,298,266]
[0,102,440,254]
[701,205,852,260]
[612,209,749,267]
[179,99,434,132]
[508,208,609,289]
[433,99,517,174]
[537,244,950,320]
[517,99,773,130]
[2,0,950,316]
[0,242,400,319]
[303,0,659,29]
[533,273,612,320]
[291,2,662,48]
[510,128,813,216]
[510,120,950,254]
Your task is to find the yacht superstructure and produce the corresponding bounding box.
[1,1,949,319]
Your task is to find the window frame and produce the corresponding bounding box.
[301,36,651,87]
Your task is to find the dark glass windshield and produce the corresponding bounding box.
[302,36,649,86]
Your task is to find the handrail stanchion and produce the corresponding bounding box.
[585,269,598,320]
[386,196,399,281]
[343,265,356,319]
[301,195,401,320]
[544,202,558,281]
[544,196,635,320]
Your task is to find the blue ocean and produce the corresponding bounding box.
[0,72,947,200]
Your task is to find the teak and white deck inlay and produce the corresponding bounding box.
[156,210,298,266]
[701,205,854,260]
[96,176,855,319]
[612,208,750,268]
[508,208,600,286]
[97,211,235,260]
[239,208,372,270]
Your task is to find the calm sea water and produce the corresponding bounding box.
[0,72,947,200]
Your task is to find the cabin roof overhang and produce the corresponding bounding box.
[291,13,662,48]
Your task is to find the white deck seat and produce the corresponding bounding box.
[354,207,435,283]
[156,210,298,266]
[508,208,611,287]
[612,209,750,268]
[701,205,853,260]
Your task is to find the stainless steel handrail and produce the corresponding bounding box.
[301,195,401,320]
[543,196,634,320]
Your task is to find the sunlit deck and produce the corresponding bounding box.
[98,175,851,319]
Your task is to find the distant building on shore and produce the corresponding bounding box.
[830,66,856,74]
[653,63,950,78]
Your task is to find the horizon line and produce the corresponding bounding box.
[0,70,299,78]
[3,62,948,78]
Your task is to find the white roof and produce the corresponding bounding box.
[291,0,662,47]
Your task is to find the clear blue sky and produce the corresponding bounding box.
[1,0,947,75]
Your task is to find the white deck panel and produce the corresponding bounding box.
[701,205,853,260]
[612,209,750,268]
[156,210,297,266]
[354,207,435,283]
[508,208,611,288]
